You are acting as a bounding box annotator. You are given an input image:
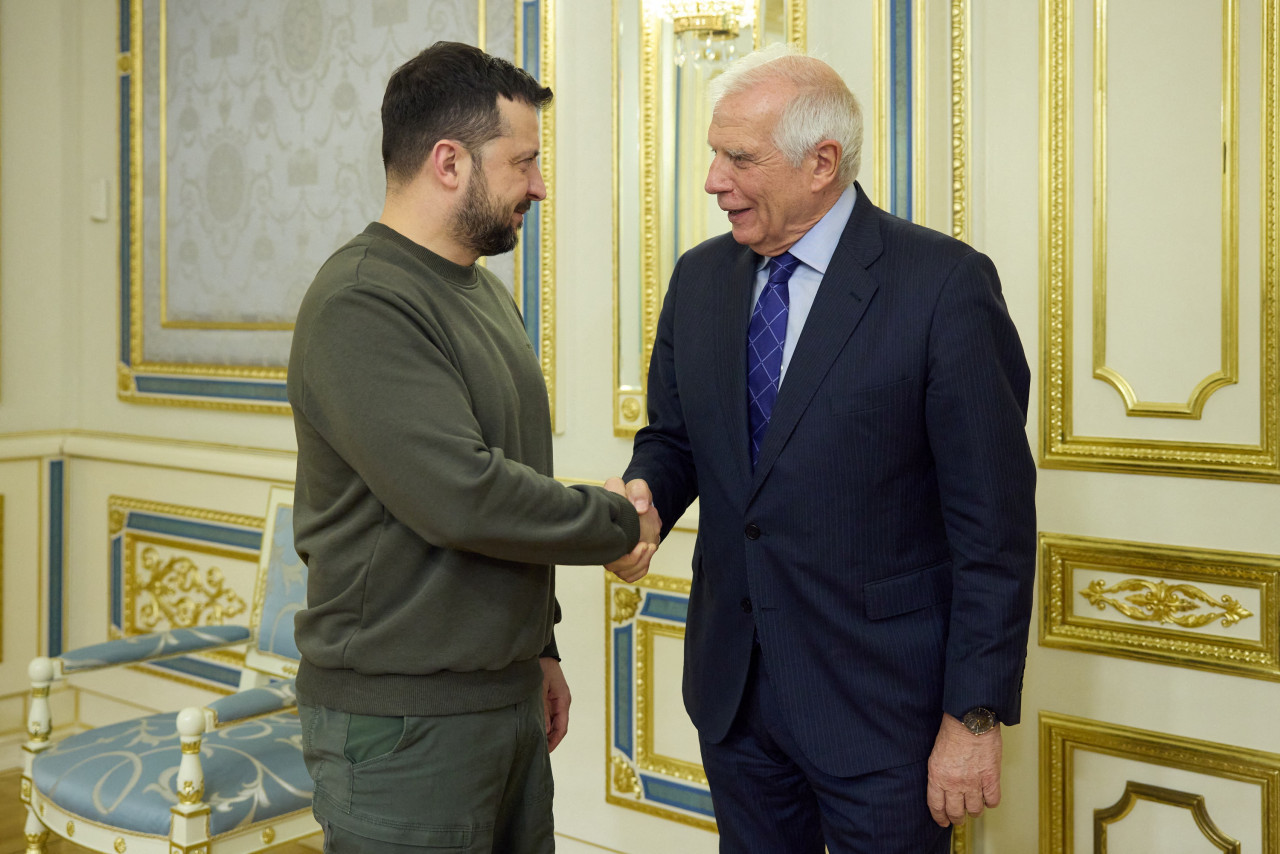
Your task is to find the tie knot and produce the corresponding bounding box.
[767,252,799,285]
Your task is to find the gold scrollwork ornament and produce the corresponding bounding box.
[612,587,643,624]
[178,779,204,805]
[612,754,643,798]
[137,549,247,630]
[1080,578,1254,628]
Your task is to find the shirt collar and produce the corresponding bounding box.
[756,184,858,274]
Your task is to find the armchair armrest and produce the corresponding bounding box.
[171,681,298,818]
[55,625,252,676]
[25,626,251,753]
[204,680,297,728]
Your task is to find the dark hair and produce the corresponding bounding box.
[381,41,553,186]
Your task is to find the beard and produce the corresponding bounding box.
[451,161,530,258]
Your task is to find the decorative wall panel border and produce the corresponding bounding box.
[873,0,925,221]
[118,0,556,413]
[44,459,65,659]
[1039,0,1280,480]
[1040,532,1280,680]
[1040,712,1280,854]
[605,573,715,831]
[949,0,972,243]
[108,496,264,690]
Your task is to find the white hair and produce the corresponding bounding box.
[707,43,863,187]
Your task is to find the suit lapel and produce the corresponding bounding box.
[714,245,760,488]
[750,188,886,497]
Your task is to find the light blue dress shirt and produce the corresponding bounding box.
[750,184,858,386]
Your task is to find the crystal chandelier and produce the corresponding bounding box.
[661,0,748,38]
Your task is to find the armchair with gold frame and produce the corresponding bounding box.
[19,486,316,854]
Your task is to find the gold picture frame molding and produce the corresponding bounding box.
[1039,0,1280,480]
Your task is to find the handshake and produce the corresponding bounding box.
[603,477,661,584]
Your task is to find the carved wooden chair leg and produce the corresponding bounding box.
[23,808,49,854]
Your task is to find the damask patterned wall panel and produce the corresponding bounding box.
[118,0,555,412]
[107,496,264,690]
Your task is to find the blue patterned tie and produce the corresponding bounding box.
[747,252,799,468]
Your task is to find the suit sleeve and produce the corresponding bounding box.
[624,255,701,536]
[924,252,1037,726]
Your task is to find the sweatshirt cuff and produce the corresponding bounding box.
[608,490,642,550]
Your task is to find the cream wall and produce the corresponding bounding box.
[3,1,1279,853]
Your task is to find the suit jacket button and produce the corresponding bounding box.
[745,523,761,540]
[740,598,753,613]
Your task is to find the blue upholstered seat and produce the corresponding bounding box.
[22,486,316,853]
[33,708,309,837]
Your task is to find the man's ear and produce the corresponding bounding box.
[430,139,469,190]
[809,139,842,192]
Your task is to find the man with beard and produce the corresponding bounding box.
[287,41,660,853]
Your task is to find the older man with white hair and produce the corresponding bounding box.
[611,45,1037,853]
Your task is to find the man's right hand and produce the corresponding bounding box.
[605,477,661,583]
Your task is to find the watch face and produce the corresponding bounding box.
[963,707,996,734]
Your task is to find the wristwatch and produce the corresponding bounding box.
[962,707,998,735]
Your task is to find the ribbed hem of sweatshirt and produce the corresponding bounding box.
[296,657,543,716]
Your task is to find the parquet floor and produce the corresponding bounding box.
[0,767,321,853]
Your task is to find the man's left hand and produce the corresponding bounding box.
[925,713,1002,827]
[540,657,572,752]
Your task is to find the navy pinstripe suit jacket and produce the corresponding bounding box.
[624,184,1037,777]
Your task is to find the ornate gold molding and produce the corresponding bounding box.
[1090,0,1239,419]
[605,573,716,831]
[109,497,261,683]
[1040,0,1280,479]
[134,550,248,631]
[612,586,642,623]
[1080,577,1253,629]
[950,0,971,243]
[636,620,707,784]
[1041,712,1280,854]
[538,0,558,429]
[1094,781,1241,854]
[1041,532,1280,681]
[611,753,643,797]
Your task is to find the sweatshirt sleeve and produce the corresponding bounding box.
[293,283,641,566]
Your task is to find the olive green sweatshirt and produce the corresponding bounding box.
[288,222,640,716]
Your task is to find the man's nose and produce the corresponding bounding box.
[704,157,729,196]
[529,164,547,201]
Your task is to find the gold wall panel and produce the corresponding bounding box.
[605,573,715,831]
[108,497,263,690]
[1090,0,1239,419]
[1040,0,1280,480]
[1040,532,1280,681]
[1041,712,1280,854]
